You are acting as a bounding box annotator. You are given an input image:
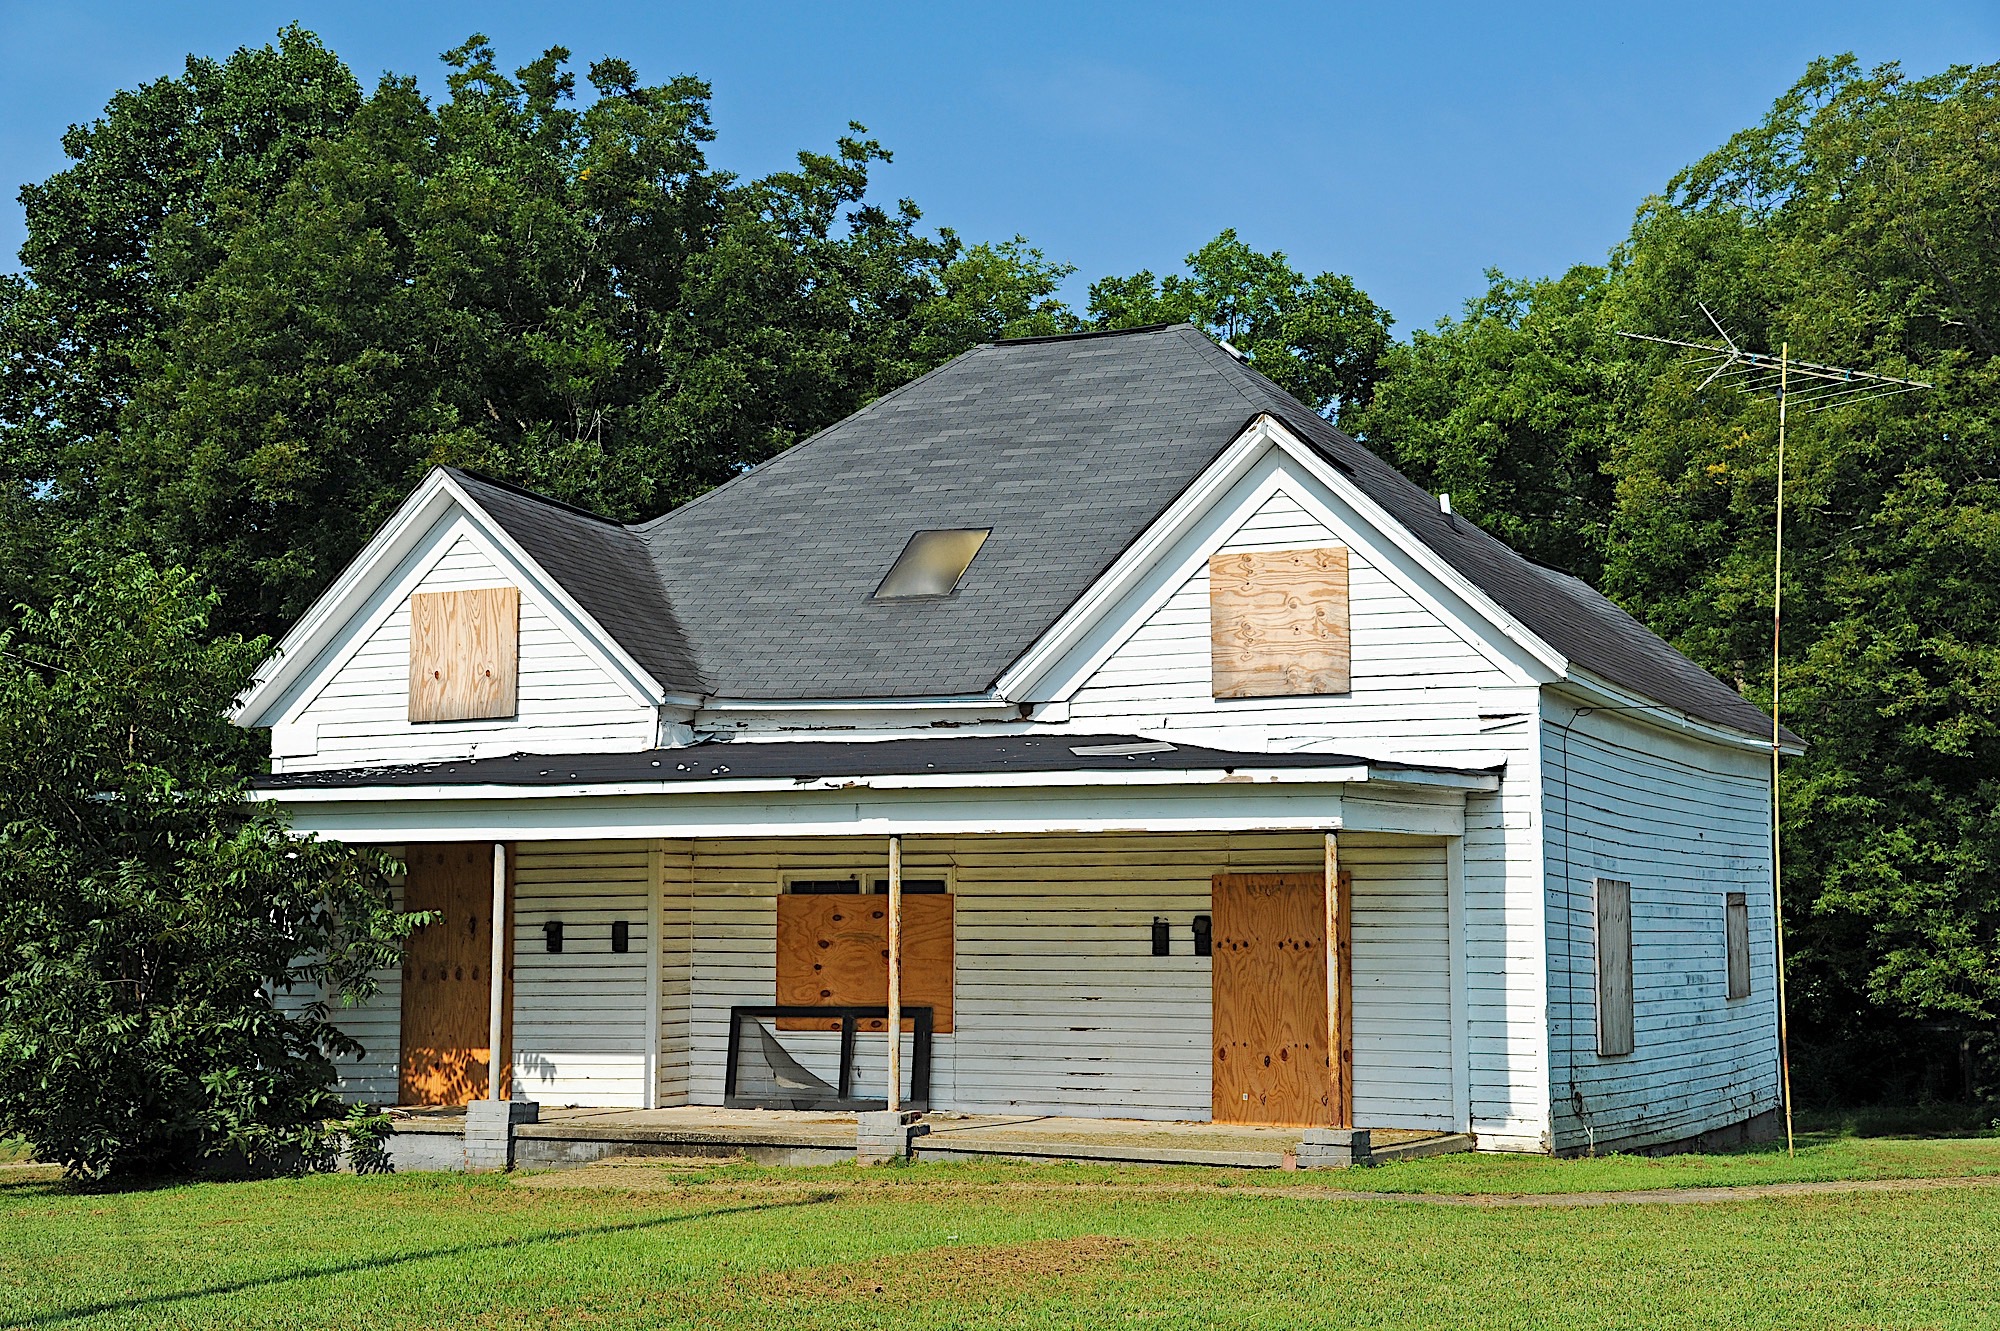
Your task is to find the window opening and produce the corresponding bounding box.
[873,529,990,599]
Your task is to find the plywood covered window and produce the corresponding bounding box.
[1209,546,1351,698]
[1594,878,1634,1057]
[1725,891,1751,1000]
[775,875,953,1033]
[408,587,520,722]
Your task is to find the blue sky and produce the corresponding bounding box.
[2,2,1994,332]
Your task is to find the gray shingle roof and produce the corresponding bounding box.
[451,323,1793,743]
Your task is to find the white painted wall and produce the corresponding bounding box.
[674,832,1457,1126]
[509,840,654,1107]
[294,850,404,1105]
[272,528,656,771]
[1540,701,1781,1152]
[1048,458,1550,1149]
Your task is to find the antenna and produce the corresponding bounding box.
[1619,307,1932,1158]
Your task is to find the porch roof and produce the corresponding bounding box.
[257,733,1500,794]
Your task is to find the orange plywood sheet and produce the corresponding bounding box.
[1212,871,1350,1127]
[775,894,953,1034]
[399,843,511,1105]
[408,587,519,722]
[1209,546,1351,698]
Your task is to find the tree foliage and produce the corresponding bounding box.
[1357,57,2000,1096]
[1,29,1076,639]
[0,557,415,1178]
[1089,229,1392,420]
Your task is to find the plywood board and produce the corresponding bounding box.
[1212,872,1334,1126]
[1725,891,1750,1000]
[408,587,519,722]
[400,843,512,1104]
[1209,546,1350,699]
[775,894,953,1033]
[1595,878,1634,1057]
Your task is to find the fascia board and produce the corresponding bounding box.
[249,762,1497,803]
[1262,421,1569,680]
[697,696,1017,719]
[234,471,460,725]
[1550,670,1799,756]
[1006,420,1558,706]
[238,470,666,729]
[990,419,1284,701]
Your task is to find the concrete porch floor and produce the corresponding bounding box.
[388,1104,1474,1170]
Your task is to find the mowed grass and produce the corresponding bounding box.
[5,1128,2000,1330]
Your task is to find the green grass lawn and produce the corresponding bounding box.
[5,1126,2000,1330]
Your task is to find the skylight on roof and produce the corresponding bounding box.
[873,528,990,599]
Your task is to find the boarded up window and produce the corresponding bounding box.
[1209,546,1351,698]
[408,587,519,722]
[1594,878,1634,1056]
[775,893,953,1033]
[1725,891,1751,1000]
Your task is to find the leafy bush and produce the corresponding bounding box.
[0,556,418,1179]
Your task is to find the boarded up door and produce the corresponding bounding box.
[400,844,512,1105]
[1212,871,1346,1126]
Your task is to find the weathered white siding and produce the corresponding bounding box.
[1541,702,1781,1152]
[308,851,404,1105]
[1056,462,1549,1148]
[510,840,654,1107]
[275,530,655,770]
[677,832,1457,1125]
[657,840,695,1106]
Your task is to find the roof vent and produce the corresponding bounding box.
[873,528,990,599]
[1438,492,1453,514]
[1219,338,1249,362]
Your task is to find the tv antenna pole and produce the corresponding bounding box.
[1620,306,1931,1157]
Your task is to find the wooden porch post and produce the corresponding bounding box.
[488,842,507,1102]
[886,835,903,1113]
[1324,832,1352,1127]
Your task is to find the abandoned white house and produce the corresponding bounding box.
[237,323,1796,1155]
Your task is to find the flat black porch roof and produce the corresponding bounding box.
[257,733,1500,790]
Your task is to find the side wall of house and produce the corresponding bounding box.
[1048,458,1549,1149]
[274,525,656,770]
[1540,702,1781,1153]
[293,851,404,1104]
[676,831,1458,1128]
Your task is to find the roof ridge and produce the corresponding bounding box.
[635,342,991,537]
[990,322,1182,346]
[445,466,627,527]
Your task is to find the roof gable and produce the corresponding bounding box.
[246,324,1794,746]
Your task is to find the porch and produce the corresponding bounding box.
[387,1104,1475,1170]
[265,735,1504,1149]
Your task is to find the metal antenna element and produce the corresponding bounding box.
[1619,305,1932,413]
[1616,307,1932,1159]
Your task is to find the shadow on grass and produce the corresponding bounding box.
[14,1192,840,1327]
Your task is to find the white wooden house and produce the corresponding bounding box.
[238,324,1796,1154]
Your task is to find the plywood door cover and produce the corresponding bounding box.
[1212,872,1331,1126]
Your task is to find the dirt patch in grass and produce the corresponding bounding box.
[730,1235,1158,1310]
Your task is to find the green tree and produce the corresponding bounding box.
[1349,267,1627,581]
[4,31,1081,640]
[1089,229,1392,420]
[1361,56,2000,1098]
[0,557,416,1179]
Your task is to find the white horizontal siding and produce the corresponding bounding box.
[311,850,404,1105]
[283,533,655,768]
[1059,472,1548,1145]
[681,832,1455,1125]
[1542,704,1780,1152]
[510,840,654,1107]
